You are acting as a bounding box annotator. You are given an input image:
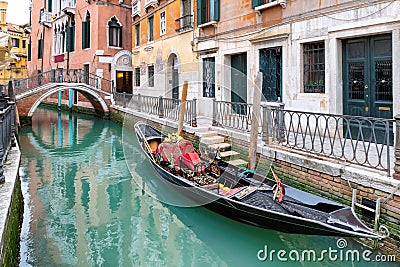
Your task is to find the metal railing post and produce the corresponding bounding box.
[191,98,197,127]
[261,104,269,144]
[393,115,400,180]
[122,92,126,108]
[212,98,218,126]
[158,96,164,118]
[278,102,286,143]
[138,93,142,112]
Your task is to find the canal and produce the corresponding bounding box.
[18,108,394,267]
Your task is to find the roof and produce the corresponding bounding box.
[7,23,23,34]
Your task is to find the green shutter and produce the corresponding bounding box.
[71,25,75,51]
[82,22,86,49]
[48,0,52,12]
[86,21,90,48]
[66,26,71,52]
[213,0,220,21]
[197,0,206,25]
[252,0,263,8]
[28,43,31,61]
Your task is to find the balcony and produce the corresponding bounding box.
[62,0,76,15]
[132,0,141,17]
[175,14,193,33]
[40,11,52,27]
[144,0,158,9]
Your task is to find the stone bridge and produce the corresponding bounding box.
[7,69,113,121]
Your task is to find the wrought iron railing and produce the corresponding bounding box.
[265,106,393,175]
[176,14,193,32]
[0,97,16,183]
[212,100,257,132]
[114,92,197,127]
[10,69,113,96]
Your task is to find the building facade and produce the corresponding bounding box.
[0,1,28,85]
[195,0,398,124]
[28,0,132,96]
[131,0,198,101]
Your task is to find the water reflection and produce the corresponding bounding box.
[18,108,392,267]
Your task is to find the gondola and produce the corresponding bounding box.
[134,121,387,239]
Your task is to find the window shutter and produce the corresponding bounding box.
[37,39,42,59]
[86,21,90,48]
[197,0,206,25]
[66,26,71,52]
[82,21,86,49]
[28,43,31,61]
[48,0,52,12]
[119,27,122,47]
[213,0,220,21]
[71,25,75,51]
[252,0,262,8]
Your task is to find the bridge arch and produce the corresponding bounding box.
[28,85,109,117]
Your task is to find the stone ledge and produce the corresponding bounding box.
[0,140,21,260]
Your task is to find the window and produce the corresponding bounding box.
[197,0,220,25]
[22,40,26,49]
[11,38,20,48]
[38,34,44,59]
[160,11,166,36]
[252,0,275,8]
[135,23,140,47]
[148,16,154,42]
[135,67,140,86]
[66,20,75,52]
[303,41,325,93]
[82,12,91,49]
[28,42,31,61]
[148,65,154,87]
[203,57,215,97]
[108,16,122,47]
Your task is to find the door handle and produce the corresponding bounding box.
[365,85,369,89]
[365,107,369,112]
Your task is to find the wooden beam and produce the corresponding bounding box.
[248,72,262,170]
[177,81,188,136]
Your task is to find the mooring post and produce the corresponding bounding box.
[212,98,218,126]
[191,98,197,127]
[393,114,400,180]
[158,96,164,118]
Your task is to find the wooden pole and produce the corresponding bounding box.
[177,81,188,136]
[248,72,263,171]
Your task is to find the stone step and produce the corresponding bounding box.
[196,131,218,138]
[193,126,209,133]
[200,136,225,145]
[227,159,248,167]
[219,150,240,161]
[207,142,231,152]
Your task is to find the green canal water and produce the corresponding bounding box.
[18,108,397,267]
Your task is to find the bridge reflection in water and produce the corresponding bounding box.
[18,108,380,267]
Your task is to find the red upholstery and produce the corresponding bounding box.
[178,140,195,154]
[157,142,182,163]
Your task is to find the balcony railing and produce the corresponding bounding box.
[40,11,52,26]
[62,0,76,15]
[132,0,141,17]
[144,0,158,9]
[176,14,193,32]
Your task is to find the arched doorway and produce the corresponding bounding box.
[167,53,179,100]
[112,50,133,94]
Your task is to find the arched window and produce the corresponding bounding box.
[82,12,90,49]
[108,16,122,47]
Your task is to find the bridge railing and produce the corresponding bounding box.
[0,94,16,184]
[7,69,114,96]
